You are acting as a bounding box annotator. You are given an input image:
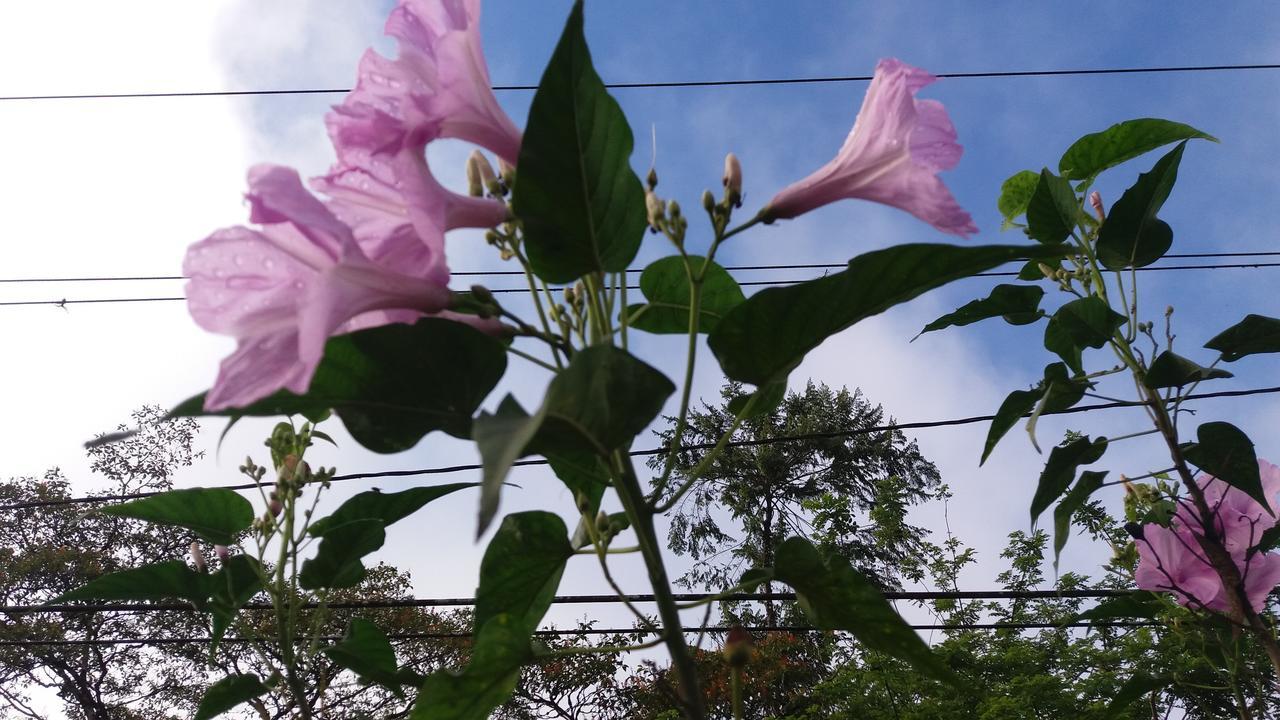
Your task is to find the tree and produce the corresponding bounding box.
[651,382,942,622]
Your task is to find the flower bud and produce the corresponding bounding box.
[466,150,497,197]
[646,167,658,190]
[498,158,516,187]
[702,189,716,213]
[596,510,610,533]
[575,491,592,514]
[1037,263,1056,281]
[645,190,664,230]
[667,200,681,218]
[470,284,496,306]
[723,625,752,667]
[214,545,231,562]
[1089,191,1105,221]
[269,498,283,517]
[189,542,207,573]
[723,153,742,207]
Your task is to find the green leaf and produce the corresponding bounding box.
[727,379,787,419]
[1052,470,1107,565]
[323,618,405,692]
[195,674,270,720]
[1181,421,1270,513]
[772,537,957,685]
[473,347,673,534]
[1205,314,1280,361]
[1074,591,1165,623]
[475,512,572,636]
[738,567,774,591]
[1043,296,1126,374]
[996,169,1039,228]
[411,614,533,720]
[512,0,645,283]
[298,519,386,590]
[916,284,1045,338]
[1030,436,1108,526]
[626,255,745,334]
[53,560,209,607]
[208,555,265,653]
[1102,674,1166,718]
[1058,117,1216,181]
[1143,351,1233,389]
[1024,170,1079,244]
[1095,142,1186,269]
[709,243,1069,386]
[982,363,1089,465]
[307,484,477,537]
[1252,525,1280,556]
[100,488,253,545]
[173,318,507,453]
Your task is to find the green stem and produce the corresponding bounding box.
[514,249,564,370]
[720,213,764,244]
[612,452,706,720]
[651,256,704,501]
[731,668,744,720]
[654,392,758,514]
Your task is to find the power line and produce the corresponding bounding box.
[0,588,1133,616]
[3,261,1280,308]
[6,384,1279,513]
[3,251,1277,285]
[2,62,1279,102]
[0,622,1154,649]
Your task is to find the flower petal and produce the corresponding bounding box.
[183,227,307,338]
[204,331,312,412]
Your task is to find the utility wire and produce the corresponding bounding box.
[1,251,1277,285]
[6,384,1280,512]
[0,622,1155,648]
[2,62,1279,102]
[0,588,1133,616]
[3,261,1280,308]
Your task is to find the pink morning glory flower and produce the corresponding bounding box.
[330,0,521,164]
[1135,459,1280,613]
[763,58,977,237]
[185,165,453,411]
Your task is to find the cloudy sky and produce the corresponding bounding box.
[3,0,1280,659]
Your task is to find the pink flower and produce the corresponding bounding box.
[185,165,452,411]
[763,58,977,237]
[1174,459,1280,555]
[329,0,521,164]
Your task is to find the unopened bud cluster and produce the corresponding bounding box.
[466,150,510,198]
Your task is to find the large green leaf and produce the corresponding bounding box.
[1030,435,1108,526]
[772,537,957,685]
[307,484,477,536]
[1074,591,1165,623]
[917,283,1045,338]
[1043,296,1126,374]
[1024,170,1079,244]
[101,488,253,545]
[1205,314,1280,361]
[411,614,533,720]
[511,0,645,283]
[996,169,1039,228]
[1095,143,1185,269]
[53,560,209,607]
[982,363,1088,465]
[298,519,386,590]
[709,243,1069,386]
[1102,674,1167,718]
[473,347,673,534]
[1181,422,1270,513]
[1058,117,1216,181]
[626,255,745,334]
[173,318,507,453]
[1143,350,1233,389]
[195,674,270,720]
[475,512,572,635]
[209,555,265,652]
[1052,470,1107,565]
[323,618,406,692]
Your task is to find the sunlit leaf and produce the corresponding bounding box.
[626,255,745,334]
[996,169,1039,228]
[1096,143,1187,269]
[1058,117,1215,181]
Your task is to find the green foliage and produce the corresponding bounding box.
[1052,470,1107,563]
[172,318,507,453]
[512,0,646,283]
[412,614,533,720]
[54,559,209,605]
[997,169,1040,228]
[475,512,573,636]
[983,363,1088,464]
[299,519,385,590]
[195,674,271,720]
[474,345,673,533]
[100,487,253,545]
[708,243,1069,385]
[771,537,957,685]
[1095,142,1186,269]
[1025,169,1080,244]
[322,618,415,692]
[627,255,745,334]
[1181,421,1270,512]
[307,483,477,536]
[1043,296,1126,374]
[1143,350,1233,388]
[1058,117,1215,181]
[1205,313,1280,361]
[917,283,1045,337]
[1030,435,1108,525]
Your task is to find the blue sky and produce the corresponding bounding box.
[2,0,1280,654]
